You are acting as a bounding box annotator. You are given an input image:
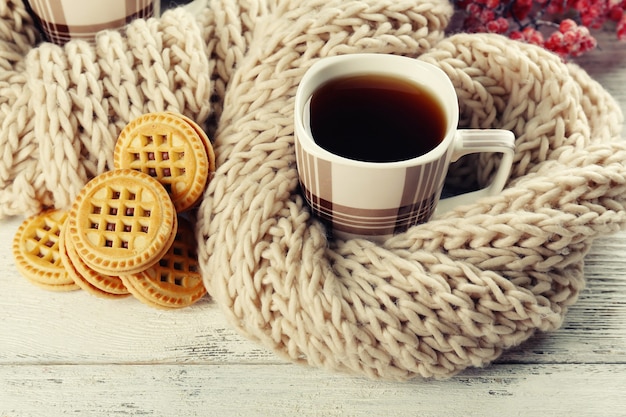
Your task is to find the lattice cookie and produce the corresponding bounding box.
[59,223,130,299]
[114,112,215,212]
[12,209,79,291]
[121,216,206,309]
[66,169,178,276]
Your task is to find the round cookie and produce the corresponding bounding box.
[121,216,206,309]
[59,223,130,299]
[66,169,177,276]
[12,209,79,291]
[165,112,216,177]
[113,112,213,212]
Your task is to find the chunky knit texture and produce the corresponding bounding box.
[1,0,625,380]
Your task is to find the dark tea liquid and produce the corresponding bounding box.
[309,74,447,163]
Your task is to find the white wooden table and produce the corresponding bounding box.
[2,31,625,417]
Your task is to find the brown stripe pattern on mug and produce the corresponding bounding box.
[28,0,155,45]
[296,140,451,236]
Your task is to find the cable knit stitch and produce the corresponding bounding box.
[1,0,625,380]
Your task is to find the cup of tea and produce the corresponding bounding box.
[25,0,160,45]
[294,54,515,241]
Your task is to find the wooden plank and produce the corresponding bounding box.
[1,363,625,417]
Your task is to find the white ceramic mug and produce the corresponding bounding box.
[26,0,160,45]
[294,54,515,241]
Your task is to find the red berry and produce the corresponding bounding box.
[524,26,545,44]
[559,18,578,33]
[512,0,533,20]
[467,3,482,16]
[510,30,524,40]
[497,16,510,32]
[480,9,496,23]
[486,17,510,33]
[609,5,624,21]
[562,29,579,45]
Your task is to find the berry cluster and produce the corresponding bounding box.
[453,0,626,58]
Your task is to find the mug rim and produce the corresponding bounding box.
[294,53,460,169]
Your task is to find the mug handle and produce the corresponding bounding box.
[435,129,515,215]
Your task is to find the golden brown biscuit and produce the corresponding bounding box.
[113,112,213,212]
[66,169,177,276]
[165,112,216,177]
[12,209,79,291]
[59,223,130,299]
[120,216,206,309]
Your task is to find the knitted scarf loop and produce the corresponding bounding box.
[1,0,625,380]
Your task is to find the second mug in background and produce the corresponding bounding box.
[25,0,208,46]
[295,54,516,241]
[25,0,159,45]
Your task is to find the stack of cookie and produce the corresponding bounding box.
[12,113,215,310]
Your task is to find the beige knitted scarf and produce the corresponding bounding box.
[1,0,625,380]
